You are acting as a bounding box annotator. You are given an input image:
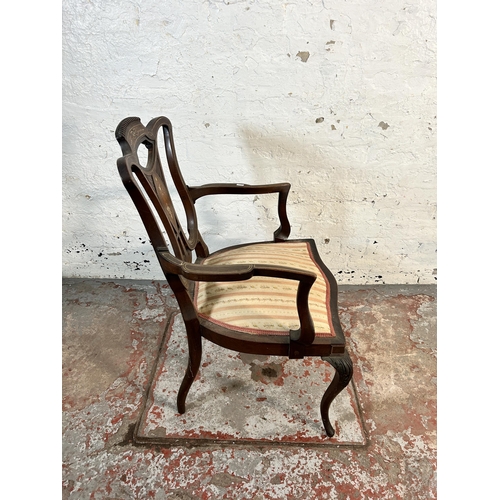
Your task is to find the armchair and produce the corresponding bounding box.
[115,116,353,437]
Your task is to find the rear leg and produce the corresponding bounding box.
[177,326,202,414]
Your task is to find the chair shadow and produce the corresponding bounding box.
[238,124,349,242]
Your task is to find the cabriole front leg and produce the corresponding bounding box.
[320,351,354,437]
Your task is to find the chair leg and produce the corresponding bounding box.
[320,351,354,437]
[177,326,202,414]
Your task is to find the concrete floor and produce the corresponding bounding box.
[62,279,436,499]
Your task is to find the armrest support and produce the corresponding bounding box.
[157,248,316,349]
[187,182,291,241]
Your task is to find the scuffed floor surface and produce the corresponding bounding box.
[138,313,365,446]
[62,280,436,499]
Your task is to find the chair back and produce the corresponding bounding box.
[116,116,209,275]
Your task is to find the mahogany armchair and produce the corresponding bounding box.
[115,116,353,437]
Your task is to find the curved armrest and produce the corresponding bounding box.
[157,249,316,347]
[158,249,255,281]
[187,182,291,241]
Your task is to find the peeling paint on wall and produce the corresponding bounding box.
[62,0,436,284]
[296,51,310,62]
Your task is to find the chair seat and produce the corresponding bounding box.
[194,240,336,337]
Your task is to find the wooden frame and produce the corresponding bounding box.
[116,116,353,437]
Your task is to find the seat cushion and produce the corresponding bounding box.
[194,241,335,337]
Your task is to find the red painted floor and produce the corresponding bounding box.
[62,279,436,499]
[137,312,366,447]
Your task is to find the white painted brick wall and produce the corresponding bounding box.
[62,0,436,284]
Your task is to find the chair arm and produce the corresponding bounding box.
[157,249,316,347]
[158,249,255,281]
[188,182,290,200]
[187,183,291,241]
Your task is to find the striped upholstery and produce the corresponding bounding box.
[194,242,335,337]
